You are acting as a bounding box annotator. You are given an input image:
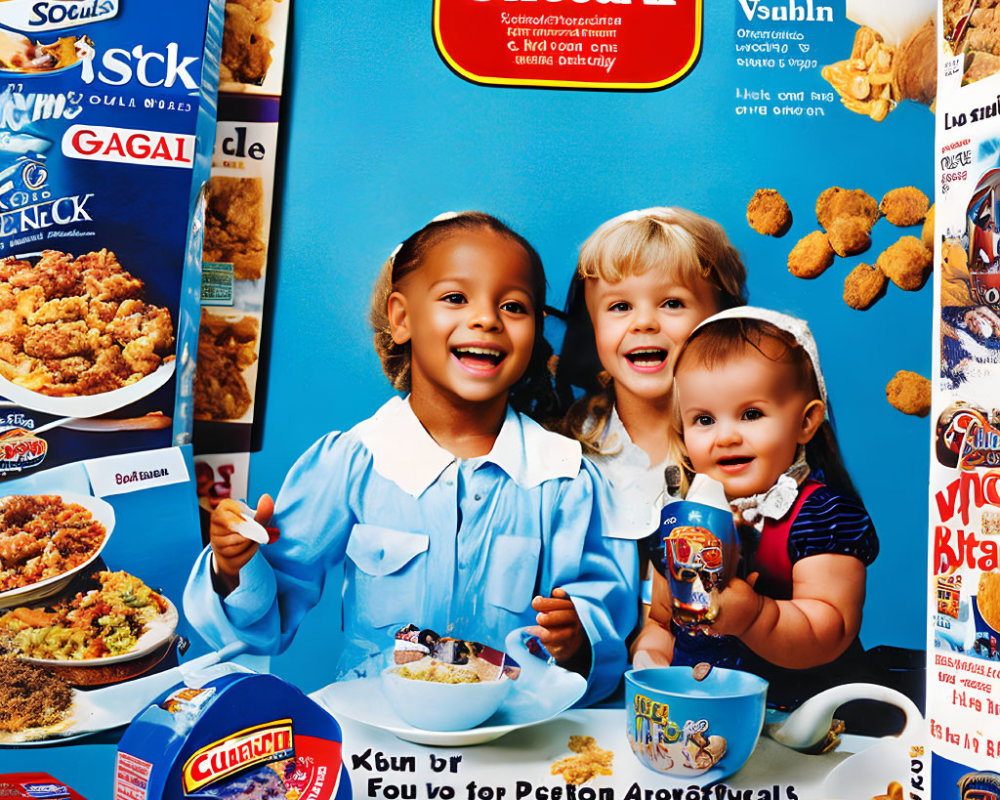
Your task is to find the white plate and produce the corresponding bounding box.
[311,661,587,746]
[0,492,115,608]
[19,595,178,667]
[0,359,175,418]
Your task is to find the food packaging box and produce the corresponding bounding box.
[0,0,224,476]
[0,774,88,800]
[114,672,351,800]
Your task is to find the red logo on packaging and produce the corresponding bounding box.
[433,0,702,90]
[182,719,294,793]
[0,427,46,473]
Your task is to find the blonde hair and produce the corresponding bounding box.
[557,207,747,453]
[369,211,559,419]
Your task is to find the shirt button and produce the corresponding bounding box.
[445,480,454,487]
[474,494,482,501]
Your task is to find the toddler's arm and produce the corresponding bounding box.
[630,569,675,666]
[209,495,274,595]
[712,553,865,669]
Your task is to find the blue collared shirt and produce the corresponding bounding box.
[184,396,637,705]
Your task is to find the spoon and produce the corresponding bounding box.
[766,683,922,752]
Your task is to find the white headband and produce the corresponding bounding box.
[595,207,676,229]
[691,306,828,407]
[390,211,462,264]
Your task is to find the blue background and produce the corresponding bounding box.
[0,2,936,794]
[257,0,933,690]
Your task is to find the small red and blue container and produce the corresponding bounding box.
[114,672,351,800]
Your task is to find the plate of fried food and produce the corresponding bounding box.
[0,249,177,417]
[0,492,115,608]
[0,570,178,686]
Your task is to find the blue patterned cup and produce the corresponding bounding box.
[625,667,767,781]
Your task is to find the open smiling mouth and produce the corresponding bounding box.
[625,348,668,368]
[718,456,754,469]
[452,346,506,370]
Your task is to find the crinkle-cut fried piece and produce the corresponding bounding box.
[788,231,835,278]
[876,236,932,290]
[746,189,792,237]
[827,215,871,257]
[880,187,929,227]
[886,370,931,417]
[844,263,887,309]
[816,187,879,232]
[922,204,935,250]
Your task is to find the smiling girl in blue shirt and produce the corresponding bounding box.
[184,211,637,704]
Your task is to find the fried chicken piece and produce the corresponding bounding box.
[843,263,887,310]
[816,187,879,232]
[203,176,267,280]
[827,215,871,257]
[28,296,87,327]
[746,189,792,237]
[194,311,260,421]
[80,251,145,302]
[788,231,835,279]
[221,0,274,84]
[965,50,1000,84]
[5,251,81,300]
[886,370,931,417]
[876,236,932,291]
[22,321,90,360]
[880,187,929,227]
[922,204,935,250]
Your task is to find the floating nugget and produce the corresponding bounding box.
[843,263,887,309]
[921,203,935,250]
[880,186,929,227]
[827,215,871,256]
[788,231,835,279]
[876,235,932,291]
[885,370,930,417]
[816,187,879,231]
[746,189,792,237]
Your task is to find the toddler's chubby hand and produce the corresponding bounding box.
[705,574,764,639]
[210,494,274,596]
[528,588,588,670]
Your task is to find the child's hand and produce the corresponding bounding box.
[706,575,765,638]
[210,495,274,596]
[529,588,587,668]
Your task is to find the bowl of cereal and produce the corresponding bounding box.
[625,666,767,781]
[380,626,520,731]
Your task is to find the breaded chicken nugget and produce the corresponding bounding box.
[876,236,932,291]
[747,189,792,236]
[827,215,871,257]
[788,231,834,279]
[843,263,887,309]
[880,187,929,227]
[921,203,935,250]
[816,187,879,231]
[886,370,930,417]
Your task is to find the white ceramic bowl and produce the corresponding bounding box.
[380,665,514,731]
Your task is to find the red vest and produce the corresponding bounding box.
[748,479,823,600]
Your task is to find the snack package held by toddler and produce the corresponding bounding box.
[114,672,351,800]
[649,474,739,626]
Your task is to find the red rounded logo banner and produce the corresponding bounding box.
[433,0,702,90]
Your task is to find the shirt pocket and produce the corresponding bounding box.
[346,524,429,630]
[485,534,541,614]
